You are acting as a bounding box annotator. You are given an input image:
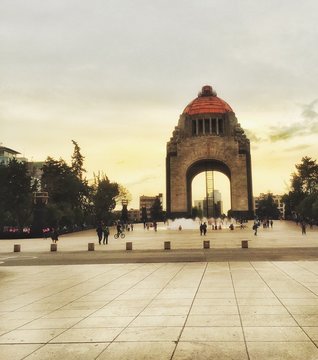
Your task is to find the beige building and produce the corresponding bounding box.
[139,193,163,220]
[0,146,22,165]
[254,193,285,219]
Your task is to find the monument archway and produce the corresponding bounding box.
[187,159,231,217]
[166,85,254,219]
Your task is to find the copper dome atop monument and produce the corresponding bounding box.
[183,85,233,115]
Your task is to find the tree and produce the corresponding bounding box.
[191,206,203,219]
[116,185,132,205]
[283,157,318,219]
[121,204,128,223]
[296,193,318,221]
[150,197,164,221]
[91,173,119,224]
[71,140,86,180]
[41,157,89,227]
[256,193,280,220]
[141,207,148,223]
[0,159,36,230]
[292,156,318,195]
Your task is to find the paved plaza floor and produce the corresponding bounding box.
[1,221,318,359]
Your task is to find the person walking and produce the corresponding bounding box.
[51,228,59,243]
[96,223,103,244]
[203,222,207,236]
[301,222,306,235]
[116,222,122,237]
[102,224,110,244]
[199,223,203,236]
[252,222,258,236]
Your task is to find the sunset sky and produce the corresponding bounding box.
[1,0,318,211]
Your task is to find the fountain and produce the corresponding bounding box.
[165,217,235,230]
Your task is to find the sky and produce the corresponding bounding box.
[1,0,318,211]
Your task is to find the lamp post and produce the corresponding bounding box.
[31,192,49,237]
[121,199,129,224]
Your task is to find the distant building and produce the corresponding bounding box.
[0,146,21,165]
[128,208,141,223]
[139,193,163,221]
[254,193,285,219]
[0,146,44,188]
[194,190,223,217]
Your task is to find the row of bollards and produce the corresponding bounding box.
[12,240,249,252]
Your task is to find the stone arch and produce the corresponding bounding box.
[186,159,231,215]
[166,85,254,219]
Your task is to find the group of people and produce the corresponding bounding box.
[96,222,110,244]
[199,222,208,235]
[143,222,158,231]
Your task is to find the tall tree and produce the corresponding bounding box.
[41,157,88,227]
[71,140,86,180]
[291,156,318,195]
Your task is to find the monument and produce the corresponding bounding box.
[166,85,254,219]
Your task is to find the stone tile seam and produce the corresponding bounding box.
[169,262,209,360]
[95,263,189,359]
[251,262,318,350]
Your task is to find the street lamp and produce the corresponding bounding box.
[121,199,129,224]
[31,192,49,237]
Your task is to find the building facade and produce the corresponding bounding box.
[0,146,21,165]
[139,193,163,221]
[254,193,285,219]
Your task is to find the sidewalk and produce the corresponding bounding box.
[0,221,317,254]
[0,221,318,359]
[1,262,318,359]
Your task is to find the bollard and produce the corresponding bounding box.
[164,241,171,250]
[203,240,210,249]
[88,243,95,251]
[241,240,248,249]
[13,244,21,252]
[50,243,57,252]
[126,242,132,251]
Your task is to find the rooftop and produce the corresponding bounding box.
[183,85,233,115]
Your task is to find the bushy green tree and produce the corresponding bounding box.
[0,159,36,230]
[91,173,119,224]
[41,157,89,227]
[283,157,318,220]
[150,197,164,221]
[256,193,280,220]
[141,207,148,223]
[192,206,203,219]
[296,194,318,221]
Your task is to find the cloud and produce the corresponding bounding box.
[283,144,311,152]
[301,99,318,120]
[269,123,306,142]
[244,129,263,143]
[269,99,318,142]
[125,173,159,187]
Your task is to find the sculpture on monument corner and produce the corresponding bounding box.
[166,85,254,220]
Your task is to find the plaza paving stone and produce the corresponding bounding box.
[0,221,318,359]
